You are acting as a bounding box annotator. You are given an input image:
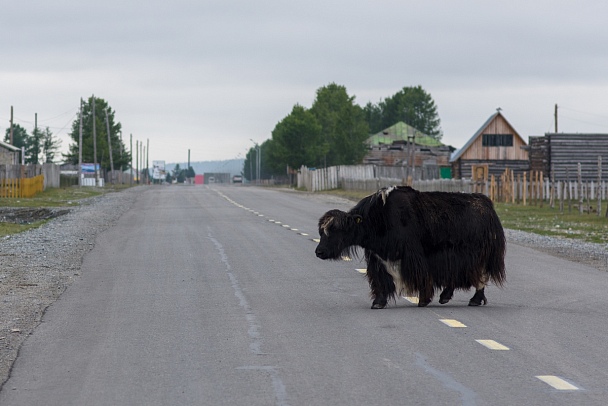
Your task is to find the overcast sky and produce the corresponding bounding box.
[2,1,608,165]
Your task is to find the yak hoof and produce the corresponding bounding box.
[417,299,432,307]
[439,288,454,304]
[468,291,488,306]
[371,302,386,309]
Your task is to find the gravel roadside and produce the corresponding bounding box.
[0,186,142,390]
[0,186,607,390]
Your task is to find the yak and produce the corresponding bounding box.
[315,186,506,308]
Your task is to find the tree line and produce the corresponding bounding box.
[3,123,62,164]
[243,83,442,182]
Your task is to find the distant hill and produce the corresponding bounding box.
[165,159,245,177]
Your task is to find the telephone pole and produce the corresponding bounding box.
[104,109,114,184]
[136,140,139,184]
[554,104,558,133]
[78,99,83,187]
[9,106,14,145]
[92,95,99,187]
[130,134,133,186]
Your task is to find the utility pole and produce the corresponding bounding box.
[140,141,143,184]
[130,134,133,186]
[188,149,191,182]
[9,106,14,145]
[554,104,558,133]
[136,140,139,184]
[34,113,38,164]
[104,109,115,184]
[146,139,149,181]
[78,99,83,187]
[92,95,99,187]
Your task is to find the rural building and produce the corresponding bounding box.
[527,133,608,182]
[450,110,529,179]
[0,140,21,165]
[364,121,454,180]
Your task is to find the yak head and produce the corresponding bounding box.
[315,209,363,260]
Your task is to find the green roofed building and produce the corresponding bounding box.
[363,122,455,179]
[366,122,444,148]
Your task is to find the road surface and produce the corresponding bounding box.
[1,185,607,405]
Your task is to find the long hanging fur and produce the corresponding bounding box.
[315,186,506,306]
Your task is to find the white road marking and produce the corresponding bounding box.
[356,268,367,274]
[439,319,467,328]
[341,256,352,261]
[536,375,579,390]
[311,237,318,242]
[290,228,298,231]
[475,339,509,350]
[282,225,290,228]
[403,296,419,304]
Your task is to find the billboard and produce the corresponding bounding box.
[152,160,166,180]
[81,163,100,174]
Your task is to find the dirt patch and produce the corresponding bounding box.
[0,208,70,224]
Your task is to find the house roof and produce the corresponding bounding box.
[449,111,525,162]
[366,121,444,147]
[0,140,21,152]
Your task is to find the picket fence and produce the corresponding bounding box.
[297,164,608,204]
[0,175,45,198]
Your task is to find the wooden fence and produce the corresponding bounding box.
[297,164,608,215]
[0,175,44,198]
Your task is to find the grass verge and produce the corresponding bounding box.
[0,185,132,237]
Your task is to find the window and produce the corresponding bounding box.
[482,134,513,147]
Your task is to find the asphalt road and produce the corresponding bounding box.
[1,185,607,405]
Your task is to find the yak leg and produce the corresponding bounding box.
[417,279,434,307]
[366,253,394,309]
[468,273,489,306]
[439,286,454,304]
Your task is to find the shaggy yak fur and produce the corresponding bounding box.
[315,186,506,308]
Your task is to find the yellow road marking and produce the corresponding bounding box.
[356,268,367,274]
[341,256,352,261]
[536,376,579,390]
[311,237,319,242]
[475,339,509,350]
[439,319,467,328]
[403,296,419,304]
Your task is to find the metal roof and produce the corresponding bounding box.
[366,121,444,147]
[0,140,21,152]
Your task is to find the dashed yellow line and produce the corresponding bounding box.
[439,319,467,328]
[403,296,419,304]
[356,268,367,274]
[476,339,509,350]
[536,376,579,390]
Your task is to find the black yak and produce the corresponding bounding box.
[315,186,506,308]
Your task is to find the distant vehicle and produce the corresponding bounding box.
[208,176,215,183]
[232,175,243,183]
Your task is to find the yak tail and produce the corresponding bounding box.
[486,213,507,287]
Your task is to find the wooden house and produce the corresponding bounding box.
[364,122,454,179]
[527,133,608,182]
[0,140,20,165]
[450,110,528,179]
